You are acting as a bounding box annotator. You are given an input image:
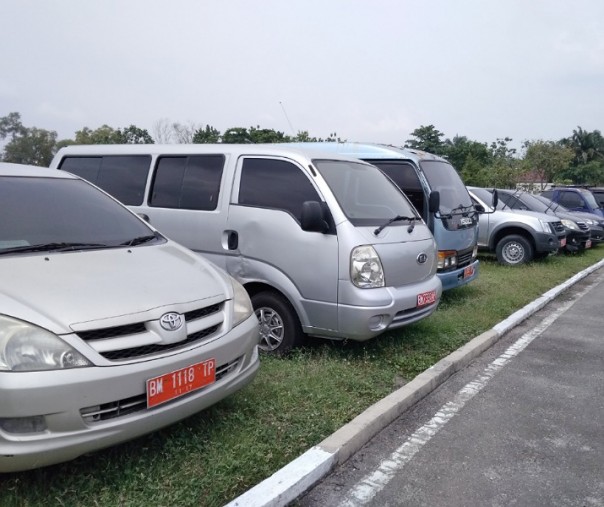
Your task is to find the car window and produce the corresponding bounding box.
[150,155,224,210]
[559,191,584,208]
[238,158,321,223]
[59,156,150,205]
[0,176,157,254]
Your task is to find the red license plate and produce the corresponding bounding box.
[146,359,216,408]
[560,238,567,248]
[463,265,475,278]
[417,290,437,307]
[586,239,592,249]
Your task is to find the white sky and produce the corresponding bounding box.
[2,0,603,150]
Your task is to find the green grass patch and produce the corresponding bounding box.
[1,249,602,507]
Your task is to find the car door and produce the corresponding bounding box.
[226,156,339,329]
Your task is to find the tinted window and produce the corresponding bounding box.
[0,176,158,254]
[150,155,224,210]
[315,159,417,226]
[238,158,320,222]
[59,156,150,205]
[559,191,584,208]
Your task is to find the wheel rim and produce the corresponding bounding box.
[255,306,284,351]
[502,241,525,264]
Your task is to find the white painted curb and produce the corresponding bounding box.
[225,258,604,507]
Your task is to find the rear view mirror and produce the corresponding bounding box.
[301,201,329,233]
[428,191,440,213]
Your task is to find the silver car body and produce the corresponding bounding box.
[0,163,260,472]
[51,144,442,344]
[468,187,566,254]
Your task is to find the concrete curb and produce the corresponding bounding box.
[225,259,604,507]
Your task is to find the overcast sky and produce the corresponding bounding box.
[3,0,603,151]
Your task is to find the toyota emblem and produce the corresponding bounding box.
[417,253,428,264]
[160,312,184,331]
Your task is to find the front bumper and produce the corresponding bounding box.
[0,315,260,473]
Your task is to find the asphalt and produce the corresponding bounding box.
[225,258,604,507]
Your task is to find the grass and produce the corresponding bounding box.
[1,249,602,507]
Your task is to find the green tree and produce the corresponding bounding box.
[248,126,290,143]
[443,135,490,172]
[192,125,221,143]
[117,125,154,144]
[74,125,122,144]
[2,127,58,166]
[561,126,604,166]
[221,128,252,144]
[521,140,574,190]
[0,112,27,140]
[405,125,446,155]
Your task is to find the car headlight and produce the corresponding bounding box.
[583,218,595,226]
[539,220,552,233]
[231,278,253,327]
[561,219,580,231]
[0,315,92,371]
[437,250,457,270]
[351,245,385,288]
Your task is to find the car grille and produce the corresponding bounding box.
[80,357,241,423]
[550,221,565,234]
[457,247,475,268]
[576,221,589,231]
[76,302,224,361]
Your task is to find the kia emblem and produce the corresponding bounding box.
[160,312,183,331]
[417,253,428,264]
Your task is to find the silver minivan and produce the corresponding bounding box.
[51,144,442,354]
[0,163,260,472]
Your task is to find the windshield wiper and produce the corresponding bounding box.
[121,234,159,246]
[0,242,110,255]
[374,215,418,236]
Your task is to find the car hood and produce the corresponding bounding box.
[0,242,229,334]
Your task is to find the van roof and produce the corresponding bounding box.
[54,143,374,165]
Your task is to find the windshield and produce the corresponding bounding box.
[580,189,600,209]
[313,159,418,226]
[469,187,507,210]
[515,192,551,213]
[0,176,162,255]
[420,160,473,213]
[534,194,566,211]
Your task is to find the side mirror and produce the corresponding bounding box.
[428,190,440,213]
[301,201,329,233]
[492,190,499,209]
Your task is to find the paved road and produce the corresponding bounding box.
[297,268,604,507]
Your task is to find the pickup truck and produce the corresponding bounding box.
[467,187,567,265]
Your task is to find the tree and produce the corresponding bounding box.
[74,125,122,144]
[222,127,252,144]
[192,125,221,144]
[405,125,446,155]
[521,140,574,190]
[74,124,153,144]
[2,127,58,166]
[0,112,27,140]
[561,126,604,166]
[443,135,490,172]
[118,125,154,144]
[248,126,289,143]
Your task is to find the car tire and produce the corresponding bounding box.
[495,234,534,265]
[251,291,304,355]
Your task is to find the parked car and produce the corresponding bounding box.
[540,187,604,217]
[532,194,604,245]
[50,144,442,355]
[0,163,260,472]
[495,189,592,253]
[587,187,604,208]
[467,187,566,265]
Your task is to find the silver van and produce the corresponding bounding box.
[51,145,442,354]
[0,163,259,472]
